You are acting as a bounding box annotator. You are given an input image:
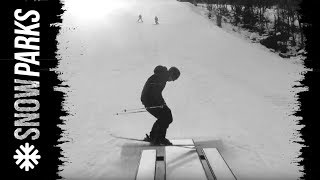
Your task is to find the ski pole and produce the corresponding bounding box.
[114,110,148,116]
[114,105,164,116]
[146,105,164,109]
[120,105,164,113]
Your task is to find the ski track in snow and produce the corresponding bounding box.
[57,0,306,179]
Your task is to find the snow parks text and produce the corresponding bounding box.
[13,9,41,171]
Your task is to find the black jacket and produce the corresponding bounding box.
[141,66,169,107]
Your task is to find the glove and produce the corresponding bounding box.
[161,103,167,108]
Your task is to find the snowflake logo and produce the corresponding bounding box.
[13,143,41,171]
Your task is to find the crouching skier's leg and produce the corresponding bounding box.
[144,107,162,145]
[149,121,162,145]
[158,106,173,145]
[145,106,173,145]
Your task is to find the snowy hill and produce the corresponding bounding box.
[57,0,306,179]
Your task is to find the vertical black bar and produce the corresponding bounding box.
[297,0,318,180]
[2,0,65,179]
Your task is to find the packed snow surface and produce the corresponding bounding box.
[57,0,306,179]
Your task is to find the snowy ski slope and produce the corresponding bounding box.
[57,0,306,179]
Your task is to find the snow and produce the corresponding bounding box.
[57,0,306,179]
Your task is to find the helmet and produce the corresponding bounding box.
[169,66,180,81]
[154,65,168,74]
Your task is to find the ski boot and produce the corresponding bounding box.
[159,137,172,145]
[147,134,162,145]
[143,134,151,142]
[144,134,161,145]
[150,137,161,145]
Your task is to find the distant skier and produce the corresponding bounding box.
[137,14,143,23]
[141,65,180,145]
[154,16,159,25]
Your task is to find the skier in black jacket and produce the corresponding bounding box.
[141,65,180,145]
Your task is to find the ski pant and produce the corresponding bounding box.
[146,105,173,140]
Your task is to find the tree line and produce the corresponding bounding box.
[184,0,305,57]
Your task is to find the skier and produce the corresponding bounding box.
[137,14,143,23]
[141,65,180,145]
[154,16,159,25]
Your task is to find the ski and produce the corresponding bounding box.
[110,134,196,148]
